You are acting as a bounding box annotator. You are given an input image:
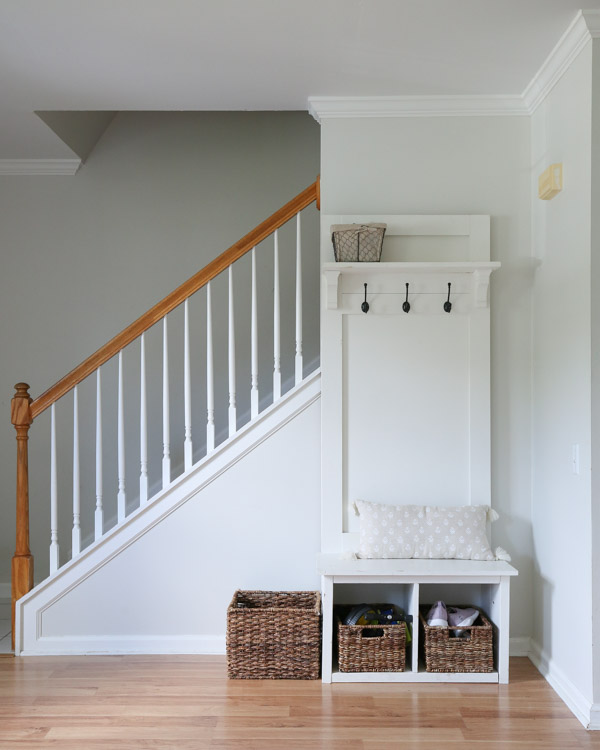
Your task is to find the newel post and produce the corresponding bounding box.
[11,383,33,650]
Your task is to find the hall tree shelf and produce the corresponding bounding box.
[318,555,518,683]
[318,215,518,685]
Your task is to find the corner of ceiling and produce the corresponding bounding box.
[307,10,596,123]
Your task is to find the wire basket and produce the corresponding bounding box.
[419,607,494,673]
[331,223,386,262]
[226,590,321,679]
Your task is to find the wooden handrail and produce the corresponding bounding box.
[31,178,319,419]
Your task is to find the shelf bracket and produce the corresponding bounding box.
[323,269,341,310]
[473,269,492,308]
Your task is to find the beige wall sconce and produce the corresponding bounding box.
[538,163,563,200]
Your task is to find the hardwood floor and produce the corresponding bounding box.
[0,656,598,748]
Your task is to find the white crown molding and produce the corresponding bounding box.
[582,9,600,37]
[309,11,599,122]
[308,95,528,122]
[0,159,81,175]
[522,10,592,114]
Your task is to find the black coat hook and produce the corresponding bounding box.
[403,282,410,313]
[361,283,369,314]
[444,282,452,313]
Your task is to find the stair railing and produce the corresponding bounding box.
[10,177,320,647]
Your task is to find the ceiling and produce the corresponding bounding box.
[0,0,598,158]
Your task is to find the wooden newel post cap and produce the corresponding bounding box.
[11,383,32,428]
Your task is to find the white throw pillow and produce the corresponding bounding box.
[354,500,502,561]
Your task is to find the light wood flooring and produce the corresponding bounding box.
[0,656,598,749]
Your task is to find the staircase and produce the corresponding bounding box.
[10,178,321,655]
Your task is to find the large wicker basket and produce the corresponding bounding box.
[337,615,406,672]
[226,590,321,679]
[420,607,494,673]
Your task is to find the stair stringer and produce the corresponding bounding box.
[15,370,321,655]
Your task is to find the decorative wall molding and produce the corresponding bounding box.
[0,159,81,176]
[309,10,598,122]
[15,371,321,655]
[308,95,528,123]
[522,11,593,114]
[582,9,600,38]
[529,638,593,729]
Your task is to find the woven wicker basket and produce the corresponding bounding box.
[337,615,406,673]
[226,590,321,679]
[419,607,494,673]
[331,223,386,262]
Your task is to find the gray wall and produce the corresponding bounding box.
[0,111,320,585]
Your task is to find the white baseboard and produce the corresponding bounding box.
[509,636,531,657]
[529,638,593,729]
[589,704,600,731]
[21,635,528,657]
[20,634,225,656]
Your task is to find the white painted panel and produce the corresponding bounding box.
[343,313,470,531]
[21,378,321,648]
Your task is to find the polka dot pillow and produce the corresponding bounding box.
[354,500,507,561]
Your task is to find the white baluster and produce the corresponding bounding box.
[49,403,59,573]
[162,317,171,488]
[295,212,303,385]
[72,385,81,556]
[273,229,281,401]
[117,350,126,523]
[206,282,215,452]
[95,368,103,541]
[184,298,193,470]
[139,333,148,504]
[228,265,237,437]
[251,248,259,418]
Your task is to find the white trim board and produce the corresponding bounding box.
[308,11,597,121]
[308,95,528,121]
[509,636,531,657]
[19,635,225,656]
[529,638,593,730]
[522,10,595,114]
[0,159,81,175]
[590,704,600,732]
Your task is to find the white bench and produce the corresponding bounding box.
[318,554,518,683]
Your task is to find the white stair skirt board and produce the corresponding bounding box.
[14,370,321,656]
[529,638,595,730]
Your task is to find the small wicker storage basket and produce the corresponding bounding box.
[226,590,321,679]
[419,607,494,673]
[331,223,386,262]
[337,615,406,673]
